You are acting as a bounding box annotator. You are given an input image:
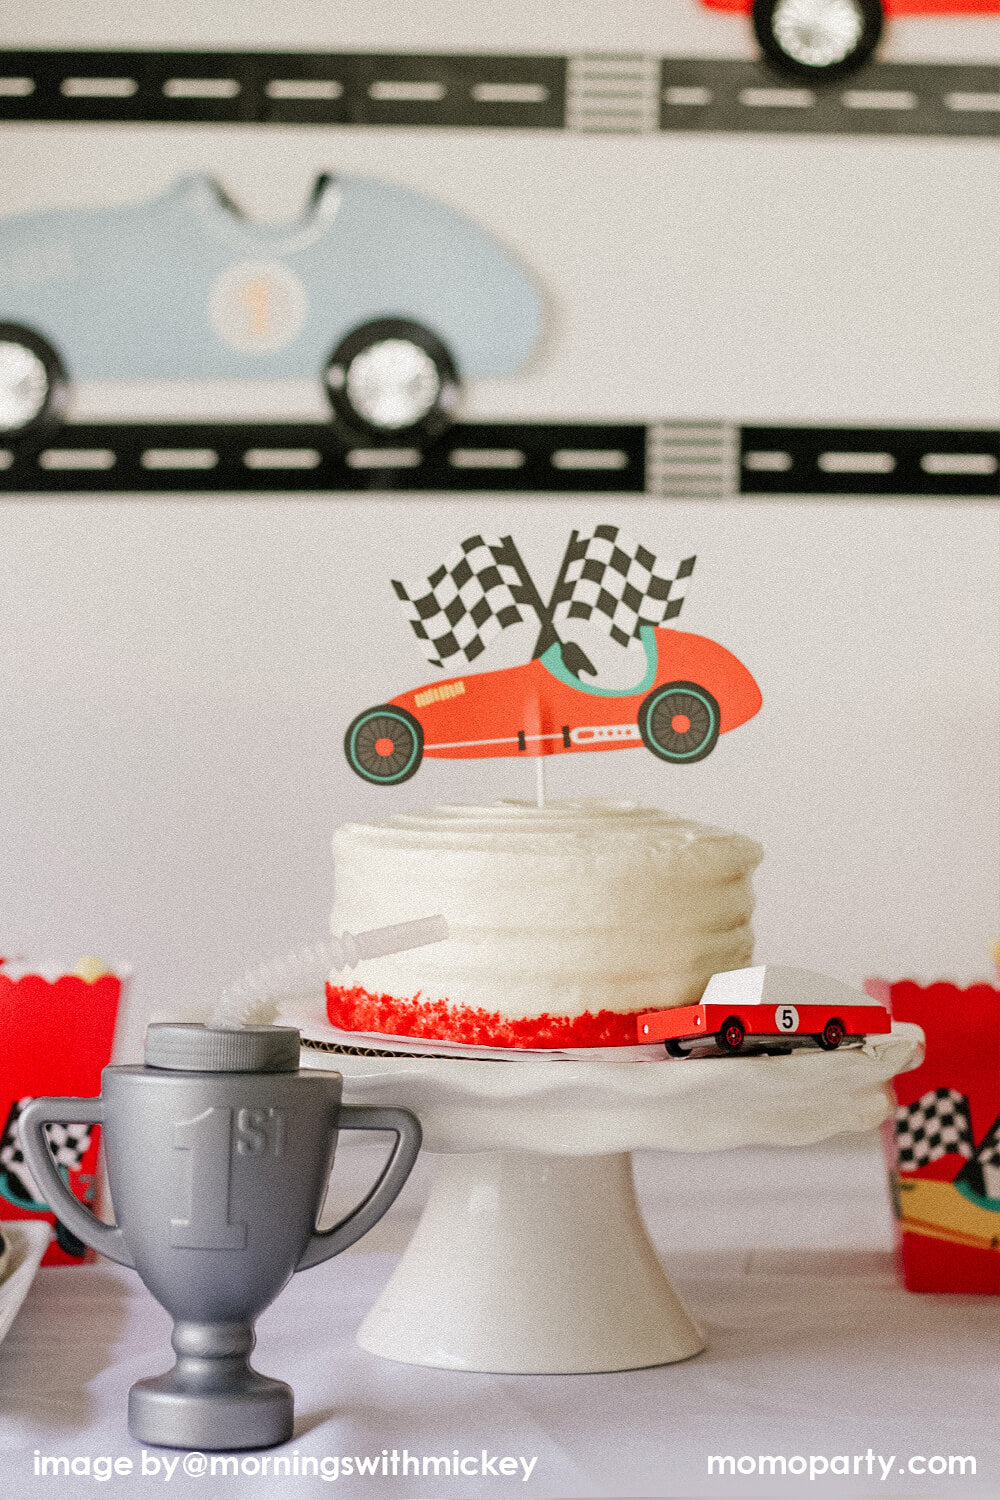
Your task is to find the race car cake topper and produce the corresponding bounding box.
[344,524,762,786]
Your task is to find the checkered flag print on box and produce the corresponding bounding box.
[392,534,527,668]
[954,1112,1000,1201]
[894,1088,975,1169]
[973,1115,1000,1173]
[43,1120,93,1170]
[551,526,696,648]
[0,1096,93,1206]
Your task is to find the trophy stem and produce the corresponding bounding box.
[128,1319,294,1451]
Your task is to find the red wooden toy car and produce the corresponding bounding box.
[638,965,892,1056]
[345,624,761,784]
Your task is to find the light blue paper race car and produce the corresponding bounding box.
[0,174,541,445]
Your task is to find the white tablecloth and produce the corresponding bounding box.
[1,1139,996,1498]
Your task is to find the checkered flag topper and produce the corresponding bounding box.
[894,1087,975,1169]
[551,526,696,649]
[0,1097,93,1205]
[392,534,526,669]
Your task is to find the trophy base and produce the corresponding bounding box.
[128,1365,294,1451]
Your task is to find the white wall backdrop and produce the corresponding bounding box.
[1,0,998,1060]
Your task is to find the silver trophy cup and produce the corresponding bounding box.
[21,1024,421,1451]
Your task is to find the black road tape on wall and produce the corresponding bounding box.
[0,421,996,496]
[659,59,1000,138]
[0,51,565,127]
[740,426,1000,497]
[0,422,647,495]
[0,50,996,138]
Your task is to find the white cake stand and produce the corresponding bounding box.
[298,1024,922,1375]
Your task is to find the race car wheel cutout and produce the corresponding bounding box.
[325,318,460,443]
[816,1017,846,1050]
[752,0,883,77]
[344,705,424,785]
[663,1039,690,1058]
[0,323,68,441]
[638,682,720,763]
[716,1016,746,1054]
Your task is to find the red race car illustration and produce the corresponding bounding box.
[700,0,998,78]
[344,623,761,784]
[638,965,892,1056]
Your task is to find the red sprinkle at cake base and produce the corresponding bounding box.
[326,983,641,1049]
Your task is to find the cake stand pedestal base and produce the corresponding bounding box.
[292,1021,922,1375]
[356,1149,703,1374]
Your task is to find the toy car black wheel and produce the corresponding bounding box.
[815,1017,846,1050]
[716,1016,746,1053]
[325,318,460,444]
[752,0,883,77]
[638,682,720,764]
[344,705,424,785]
[0,323,68,442]
[664,1038,690,1058]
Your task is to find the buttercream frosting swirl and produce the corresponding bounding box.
[329,800,762,1044]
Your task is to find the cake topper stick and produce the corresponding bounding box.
[535,758,546,809]
[211,916,448,1029]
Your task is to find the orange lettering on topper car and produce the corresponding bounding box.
[414,681,466,709]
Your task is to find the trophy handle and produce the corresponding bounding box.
[295,1105,422,1271]
[19,1096,134,1269]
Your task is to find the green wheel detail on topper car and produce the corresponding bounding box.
[637,681,720,763]
[345,705,424,785]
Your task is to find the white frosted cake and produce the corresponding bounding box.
[326,799,763,1048]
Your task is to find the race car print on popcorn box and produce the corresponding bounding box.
[0,173,541,448]
[345,623,762,784]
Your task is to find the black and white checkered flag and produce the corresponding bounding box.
[954,1112,1000,1201]
[392,534,527,669]
[974,1116,1000,1173]
[551,526,696,648]
[895,1088,974,1169]
[0,1097,92,1206]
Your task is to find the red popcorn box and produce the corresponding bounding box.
[866,976,1000,1294]
[0,958,123,1266]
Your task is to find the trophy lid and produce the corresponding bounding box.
[145,1024,300,1073]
